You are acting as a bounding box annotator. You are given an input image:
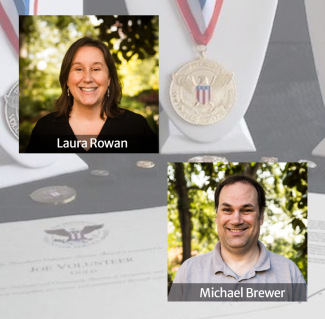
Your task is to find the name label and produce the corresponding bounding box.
[57,138,128,149]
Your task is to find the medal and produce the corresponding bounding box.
[30,186,77,204]
[298,159,317,169]
[136,161,156,169]
[90,169,110,177]
[260,157,278,164]
[1,0,38,138]
[4,81,19,139]
[170,0,236,125]
[188,155,228,163]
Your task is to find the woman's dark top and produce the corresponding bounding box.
[25,109,158,153]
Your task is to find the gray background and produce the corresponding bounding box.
[85,0,325,190]
[0,0,324,223]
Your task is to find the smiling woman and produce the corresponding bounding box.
[67,46,111,136]
[25,37,158,153]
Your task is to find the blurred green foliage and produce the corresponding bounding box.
[168,163,307,286]
[19,15,159,151]
[96,16,158,63]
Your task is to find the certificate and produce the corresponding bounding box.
[0,207,167,318]
[0,198,325,318]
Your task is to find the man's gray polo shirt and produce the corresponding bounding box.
[173,241,306,283]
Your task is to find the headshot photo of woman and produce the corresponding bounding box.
[17,15,159,153]
[25,36,157,153]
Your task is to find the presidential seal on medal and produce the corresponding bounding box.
[4,82,19,139]
[170,57,235,125]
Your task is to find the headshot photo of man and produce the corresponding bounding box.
[171,175,306,285]
[168,162,307,299]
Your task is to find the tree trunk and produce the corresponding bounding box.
[174,163,192,263]
[244,163,260,179]
[19,16,27,58]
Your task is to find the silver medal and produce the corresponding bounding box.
[260,157,279,163]
[298,159,317,168]
[136,161,155,169]
[4,82,19,139]
[90,169,110,177]
[30,186,77,204]
[188,155,228,163]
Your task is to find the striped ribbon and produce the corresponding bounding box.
[176,0,224,46]
[0,0,38,55]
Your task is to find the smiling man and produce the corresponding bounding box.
[172,175,306,284]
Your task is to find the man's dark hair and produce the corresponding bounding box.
[214,175,266,216]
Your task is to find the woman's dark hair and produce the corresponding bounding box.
[214,175,266,216]
[55,37,124,119]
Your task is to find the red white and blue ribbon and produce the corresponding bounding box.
[23,1,39,15]
[176,0,224,46]
[0,0,38,55]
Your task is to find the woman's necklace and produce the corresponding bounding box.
[72,111,88,135]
